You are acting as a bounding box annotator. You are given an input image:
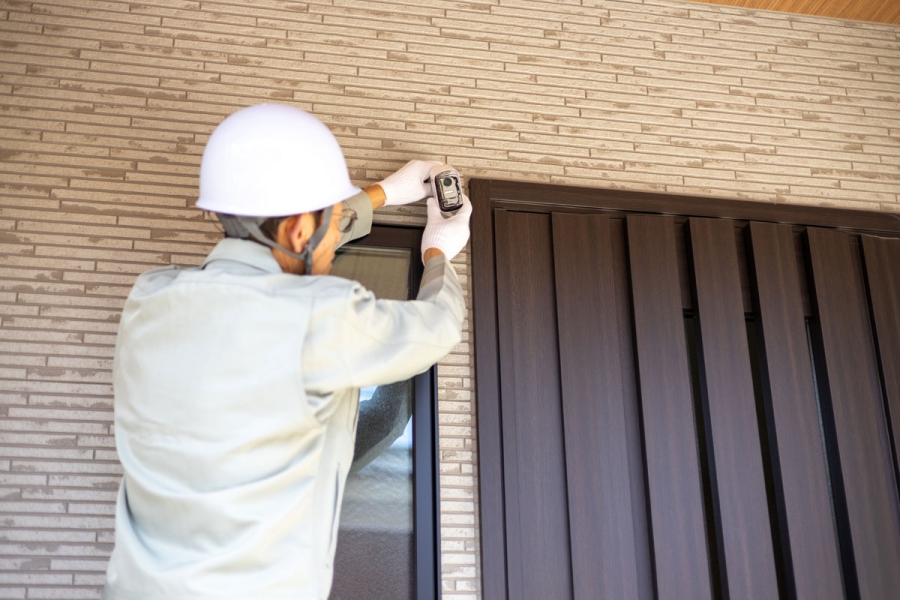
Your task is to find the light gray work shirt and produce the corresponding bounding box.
[102,192,465,600]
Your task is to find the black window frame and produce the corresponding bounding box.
[338,223,442,600]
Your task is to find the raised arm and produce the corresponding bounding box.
[336,158,439,249]
[302,252,465,394]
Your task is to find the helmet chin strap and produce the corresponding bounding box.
[215,204,334,275]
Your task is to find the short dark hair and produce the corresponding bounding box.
[253,209,326,242]
[257,217,286,241]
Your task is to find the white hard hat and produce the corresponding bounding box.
[196,104,360,217]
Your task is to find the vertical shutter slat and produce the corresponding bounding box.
[551,212,640,600]
[687,218,779,599]
[611,218,656,600]
[495,210,573,599]
[471,188,508,600]
[805,227,900,598]
[746,222,843,600]
[626,214,713,600]
[493,208,522,600]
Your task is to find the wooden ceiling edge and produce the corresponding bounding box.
[687,0,900,26]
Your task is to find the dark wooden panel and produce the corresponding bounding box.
[806,227,900,598]
[688,218,778,599]
[626,214,713,600]
[493,208,522,600]
[551,212,640,600]
[861,235,900,494]
[470,181,508,600]
[496,210,572,599]
[485,178,900,234]
[611,218,655,600]
[746,222,843,600]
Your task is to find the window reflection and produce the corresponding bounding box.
[328,245,415,600]
[353,382,413,472]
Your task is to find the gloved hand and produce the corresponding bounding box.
[378,160,442,206]
[421,194,472,262]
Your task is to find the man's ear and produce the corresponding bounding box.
[279,214,315,254]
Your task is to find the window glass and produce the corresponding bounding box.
[328,245,415,600]
[329,245,411,300]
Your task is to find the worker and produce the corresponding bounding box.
[101,103,471,600]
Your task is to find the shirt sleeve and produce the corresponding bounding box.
[303,254,465,394]
[336,189,374,249]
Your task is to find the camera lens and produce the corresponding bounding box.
[442,178,453,187]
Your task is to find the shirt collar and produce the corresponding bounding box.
[202,238,284,274]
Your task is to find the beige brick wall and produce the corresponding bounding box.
[0,0,898,598]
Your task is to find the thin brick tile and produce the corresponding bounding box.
[0,501,67,514]
[0,473,49,486]
[0,529,95,545]
[0,573,72,585]
[0,543,113,559]
[9,11,148,34]
[0,354,45,366]
[0,106,131,130]
[27,395,113,411]
[0,27,102,51]
[145,25,269,48]
[1,52,89,73]
[0,448,93,461]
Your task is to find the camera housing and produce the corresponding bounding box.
[429,165,464,216]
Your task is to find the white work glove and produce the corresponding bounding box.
[378,160,442,206]
[421,194,472,262]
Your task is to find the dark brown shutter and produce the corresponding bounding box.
[472,179,900,600]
